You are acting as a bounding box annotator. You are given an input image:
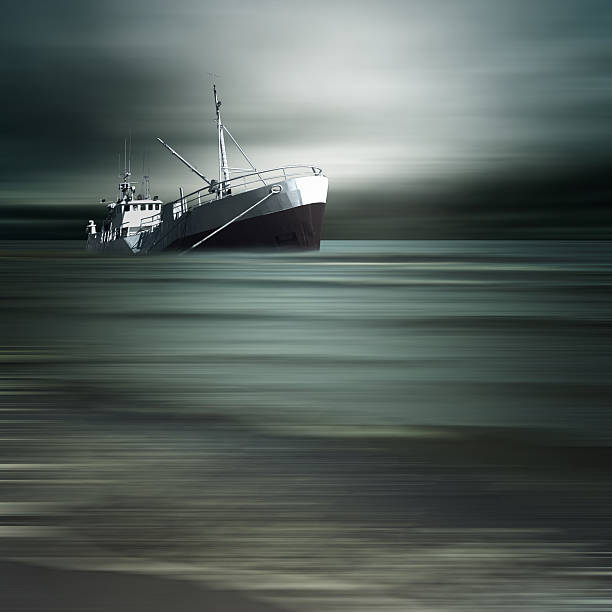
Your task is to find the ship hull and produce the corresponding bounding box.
[87,175,327,255]
[168,202,325,251]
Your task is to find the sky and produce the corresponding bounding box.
[1,0,611,238]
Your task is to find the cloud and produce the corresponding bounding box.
[1,0,611,237]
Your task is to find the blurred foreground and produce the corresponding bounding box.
[1,240,611,611]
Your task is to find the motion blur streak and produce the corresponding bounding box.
[2,0,612,239]
[1,240,612,611]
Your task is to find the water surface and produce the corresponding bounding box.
[1,240,611,611]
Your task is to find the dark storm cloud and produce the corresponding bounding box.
[1,0,611,238]
[324,161,612,239]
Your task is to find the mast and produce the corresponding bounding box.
[119,137,134,202]
[214,83,230,197]
[142,153,151,199]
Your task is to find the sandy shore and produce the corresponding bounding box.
[0,561,283,612]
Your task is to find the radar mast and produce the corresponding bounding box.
[214,83,231,197]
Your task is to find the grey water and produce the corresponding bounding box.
[1,240,612,611]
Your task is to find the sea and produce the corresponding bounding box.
[1,240,611,611]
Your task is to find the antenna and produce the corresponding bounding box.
[128,131,132,174]
[206,71,222,85]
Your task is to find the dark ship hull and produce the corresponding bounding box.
[169,202,325,251]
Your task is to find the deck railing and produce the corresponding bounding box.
[139,212,162,231]
[167,165,322,221]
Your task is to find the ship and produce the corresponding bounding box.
[86,85,327,254]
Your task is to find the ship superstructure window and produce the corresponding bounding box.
[148,204,153,210]
[141,204,146,211]
[124,205,130,212]
[155,204,160,210]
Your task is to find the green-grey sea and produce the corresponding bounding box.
[1,240,611,611]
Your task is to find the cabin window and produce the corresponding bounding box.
[140,204,146,211]
[124,204,130,212]
[121,227,128,237]
[148,204,153,210]
[155,203,160,210]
